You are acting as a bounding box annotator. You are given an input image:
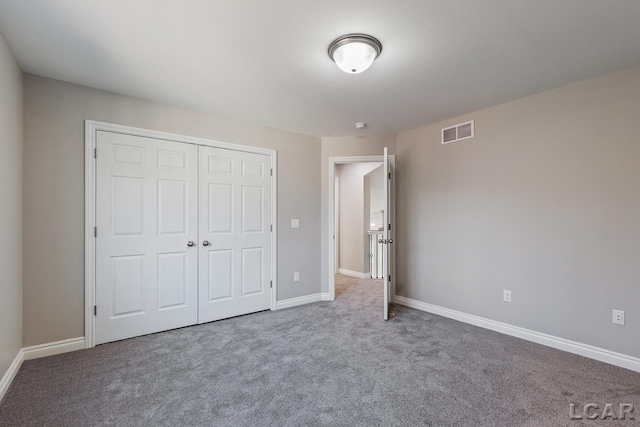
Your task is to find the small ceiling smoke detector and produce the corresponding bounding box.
[328,34,382,74]
[355,122,367,129]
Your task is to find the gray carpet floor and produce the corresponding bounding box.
[1,274,639,426]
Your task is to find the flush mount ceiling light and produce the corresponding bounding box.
[328,34,382,74]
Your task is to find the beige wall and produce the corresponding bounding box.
[336,162,381,274]
[367,165,385,229]
[0,32,23,375]
[396,65,640,358]
[23,75,321,347]
[320,136,396,292]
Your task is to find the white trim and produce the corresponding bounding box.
[84,122,96,350]
[394,296,640,373]
[0,350,23,402]
[276,293,324,310]
[320,292,332,301]
[334,176,340,274]
[22,337,86,361]
[271,151,278,312]
[85,120,278,348]
[86,120,275,156]
[338,268,371,279]
[1,337,86,402]
[328,155,396,302]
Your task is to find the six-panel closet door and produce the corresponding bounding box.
[95,132,273,344]
[197,146,272,323]
[95,131,199,344]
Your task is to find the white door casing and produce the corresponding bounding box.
[198,146,272,323]
[95,131,198,344]
[334,177,340,273]
[326,155,396,305]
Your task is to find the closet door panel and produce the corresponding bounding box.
[95,132,198,344]
[198,146,272,323]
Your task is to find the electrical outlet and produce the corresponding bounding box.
[503,290,512,303]
[291,219,300,229]
[613,310,625,326]
[293,272,300,282]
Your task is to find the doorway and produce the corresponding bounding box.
[334,161,383,304]
[328,152,395,319]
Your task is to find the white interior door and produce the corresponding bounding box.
[95,131,198,344]
[198,146,272,323]
[383,147,393,320]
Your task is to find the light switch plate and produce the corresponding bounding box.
[291,219,300,229]
[294,272,300,282]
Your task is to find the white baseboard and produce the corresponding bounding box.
[0,336,85,402]
[338,268,371,279]
[22,337,85,361]
[394,296,640,373]
[0,350,24,402]
[275,292,338,308]
[276,293,323,310]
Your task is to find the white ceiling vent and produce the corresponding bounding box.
[441,120,474,144]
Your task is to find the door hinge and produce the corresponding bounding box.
[388,223,391,231]
[270,224,273,232]
[388,172,391,179]
[270,168,273,176]
[94,305,97,316]
[388,275,391,282]
[94,227,97,237]
[94,148,97,159]
[270,280,273,289]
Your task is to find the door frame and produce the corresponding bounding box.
[327,155,395,302]
[334,176,339,274]
[84,120,278,348]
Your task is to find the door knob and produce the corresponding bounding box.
[202,240,210,246]
[378,239,383,244]
[389,239,393,244]
[187,241,195,247]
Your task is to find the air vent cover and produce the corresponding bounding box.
[441,120,474,144]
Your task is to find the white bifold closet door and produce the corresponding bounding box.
[95,131,199,345]
[198,146,272,323]
[95,132,272,344]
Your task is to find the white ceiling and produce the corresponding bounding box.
[1,1,640,137]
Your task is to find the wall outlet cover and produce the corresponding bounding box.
[613,309,625,326]
[293,272,300,282]
[291,219,300,229]
[503,290,512,303]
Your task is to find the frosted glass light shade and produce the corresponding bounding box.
[328,34,382,74]
[333,42,377,74]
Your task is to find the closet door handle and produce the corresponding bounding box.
[202,240,210,247]
[187,241,195,247]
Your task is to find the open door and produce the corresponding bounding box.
[383,147,393,320]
